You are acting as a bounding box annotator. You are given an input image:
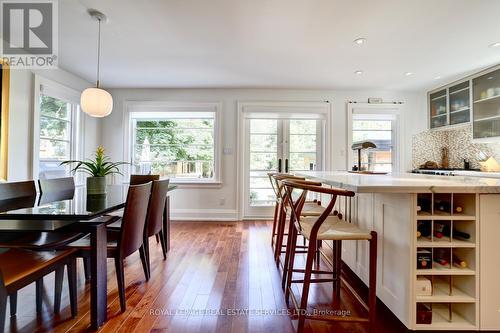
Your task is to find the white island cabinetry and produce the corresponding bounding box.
[299,171,500,331]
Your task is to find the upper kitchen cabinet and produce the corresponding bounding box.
[429,80,471,129]
[473,68,500,140]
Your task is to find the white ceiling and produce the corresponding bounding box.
[59,0,500,91]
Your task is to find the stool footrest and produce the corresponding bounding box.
[304,313,370,323]
[291,278,335,283]
[291,268,334,275]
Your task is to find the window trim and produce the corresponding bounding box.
[123,101,222,186]
[32,75,83,182]
[347,103,404,173]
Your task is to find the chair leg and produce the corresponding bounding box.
[54,267,64,314]
[0,286,7,333]
[274,204,286,265]
[281,214,296,290]
[114,258,126,313]
[316,240,322,267]
[155,234,160,243]
[297,238,317,333]
[35,278,43,314]
[271,201,279,247]
[139,245,150,281]
[334,240,342,306]
[82,257,91,280]
[158,230,167,260]
[284,224,299,304]
[368,232,378,332]
[68,258,78,318]
[143,235,151,275]
[9,292,16,316]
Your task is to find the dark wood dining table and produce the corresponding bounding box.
[0,183,176,329]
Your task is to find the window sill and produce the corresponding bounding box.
[171,181,222,189]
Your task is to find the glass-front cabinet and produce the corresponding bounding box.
[429,81,471,129]
[472,68,500,139]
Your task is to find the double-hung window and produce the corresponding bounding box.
[127,103,220,184]
[34,77,81,180]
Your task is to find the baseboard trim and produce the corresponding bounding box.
[171,208,238,221]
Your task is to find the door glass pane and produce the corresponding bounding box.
[249,120,278,207]
[289,120,318,172]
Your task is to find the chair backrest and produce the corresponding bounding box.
[130,174,160,186]
[0,180,36,200]
[119,182,152,258]
[38,177,75,194]
[145,179,170,237]
[0,181,37,211]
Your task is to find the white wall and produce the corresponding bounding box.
[7,68,97,181]
[102,88,426,220]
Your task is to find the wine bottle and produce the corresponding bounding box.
[434,222,448,238]
[453,254,467,268]
[417,197,432,212]
[453,229,470,240]
[434,199,451,213]
[433,250,449,266]
[455,206,463,213]
[417,222,431,238]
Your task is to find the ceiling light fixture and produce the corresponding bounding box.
[434,76,442,80]
[353,38,366,45]
[489,42,500,48]
[405,72,414,76]
[354,70,363,75]
[80,9,113,118]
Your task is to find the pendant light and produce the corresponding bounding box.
[80,9,113,118]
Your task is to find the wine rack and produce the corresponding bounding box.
[413,193,478,330]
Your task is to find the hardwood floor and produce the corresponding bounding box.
[5,221,407,333]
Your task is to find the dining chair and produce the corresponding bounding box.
[130,174,160,185]
[68,182,152,312]
[282,179,377,333]
[108,176,170,274]
[0,180,84,315]
[0,248,77,331]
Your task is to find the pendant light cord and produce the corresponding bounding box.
[96,18,101,88]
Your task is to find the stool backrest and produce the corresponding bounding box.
[119,182,152,258]
[282,179,355,235]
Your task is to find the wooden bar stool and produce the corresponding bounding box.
[282,179,377,333]
[269,174,322,267]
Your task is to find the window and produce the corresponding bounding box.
[34,77,81,180]
[129,107,219,183]
[352,117,393,172]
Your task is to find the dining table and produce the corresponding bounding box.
[0,183,176,329]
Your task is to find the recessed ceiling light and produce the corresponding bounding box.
[354,70,363,75]
[489,42,500,48]
[353,38,366,45]
[405,72,414,76]
[434,76,442,80]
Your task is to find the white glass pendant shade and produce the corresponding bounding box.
[80,87,113,117]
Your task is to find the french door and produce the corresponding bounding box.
[243,118,324,218]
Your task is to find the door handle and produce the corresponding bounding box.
[278,159,282,173]
[285,159,289,173]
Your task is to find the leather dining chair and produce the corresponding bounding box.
[0,180,85,316]
[0,248,77,331]
[108,178,170,277]
[68,182,152,312]
[38,177,75,194]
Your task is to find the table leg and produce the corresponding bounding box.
[90,223,107,329]
[163,195,171,252]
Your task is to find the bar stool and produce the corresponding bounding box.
[282,179,377,333]
[268,174,323,267]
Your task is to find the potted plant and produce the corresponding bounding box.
[61,146,128,194]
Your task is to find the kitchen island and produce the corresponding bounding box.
[298,171,500,331]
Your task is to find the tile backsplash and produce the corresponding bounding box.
[412,124,500,169]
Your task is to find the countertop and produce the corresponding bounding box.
[297,171,500,193]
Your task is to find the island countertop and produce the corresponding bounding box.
[297,171,500,193]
